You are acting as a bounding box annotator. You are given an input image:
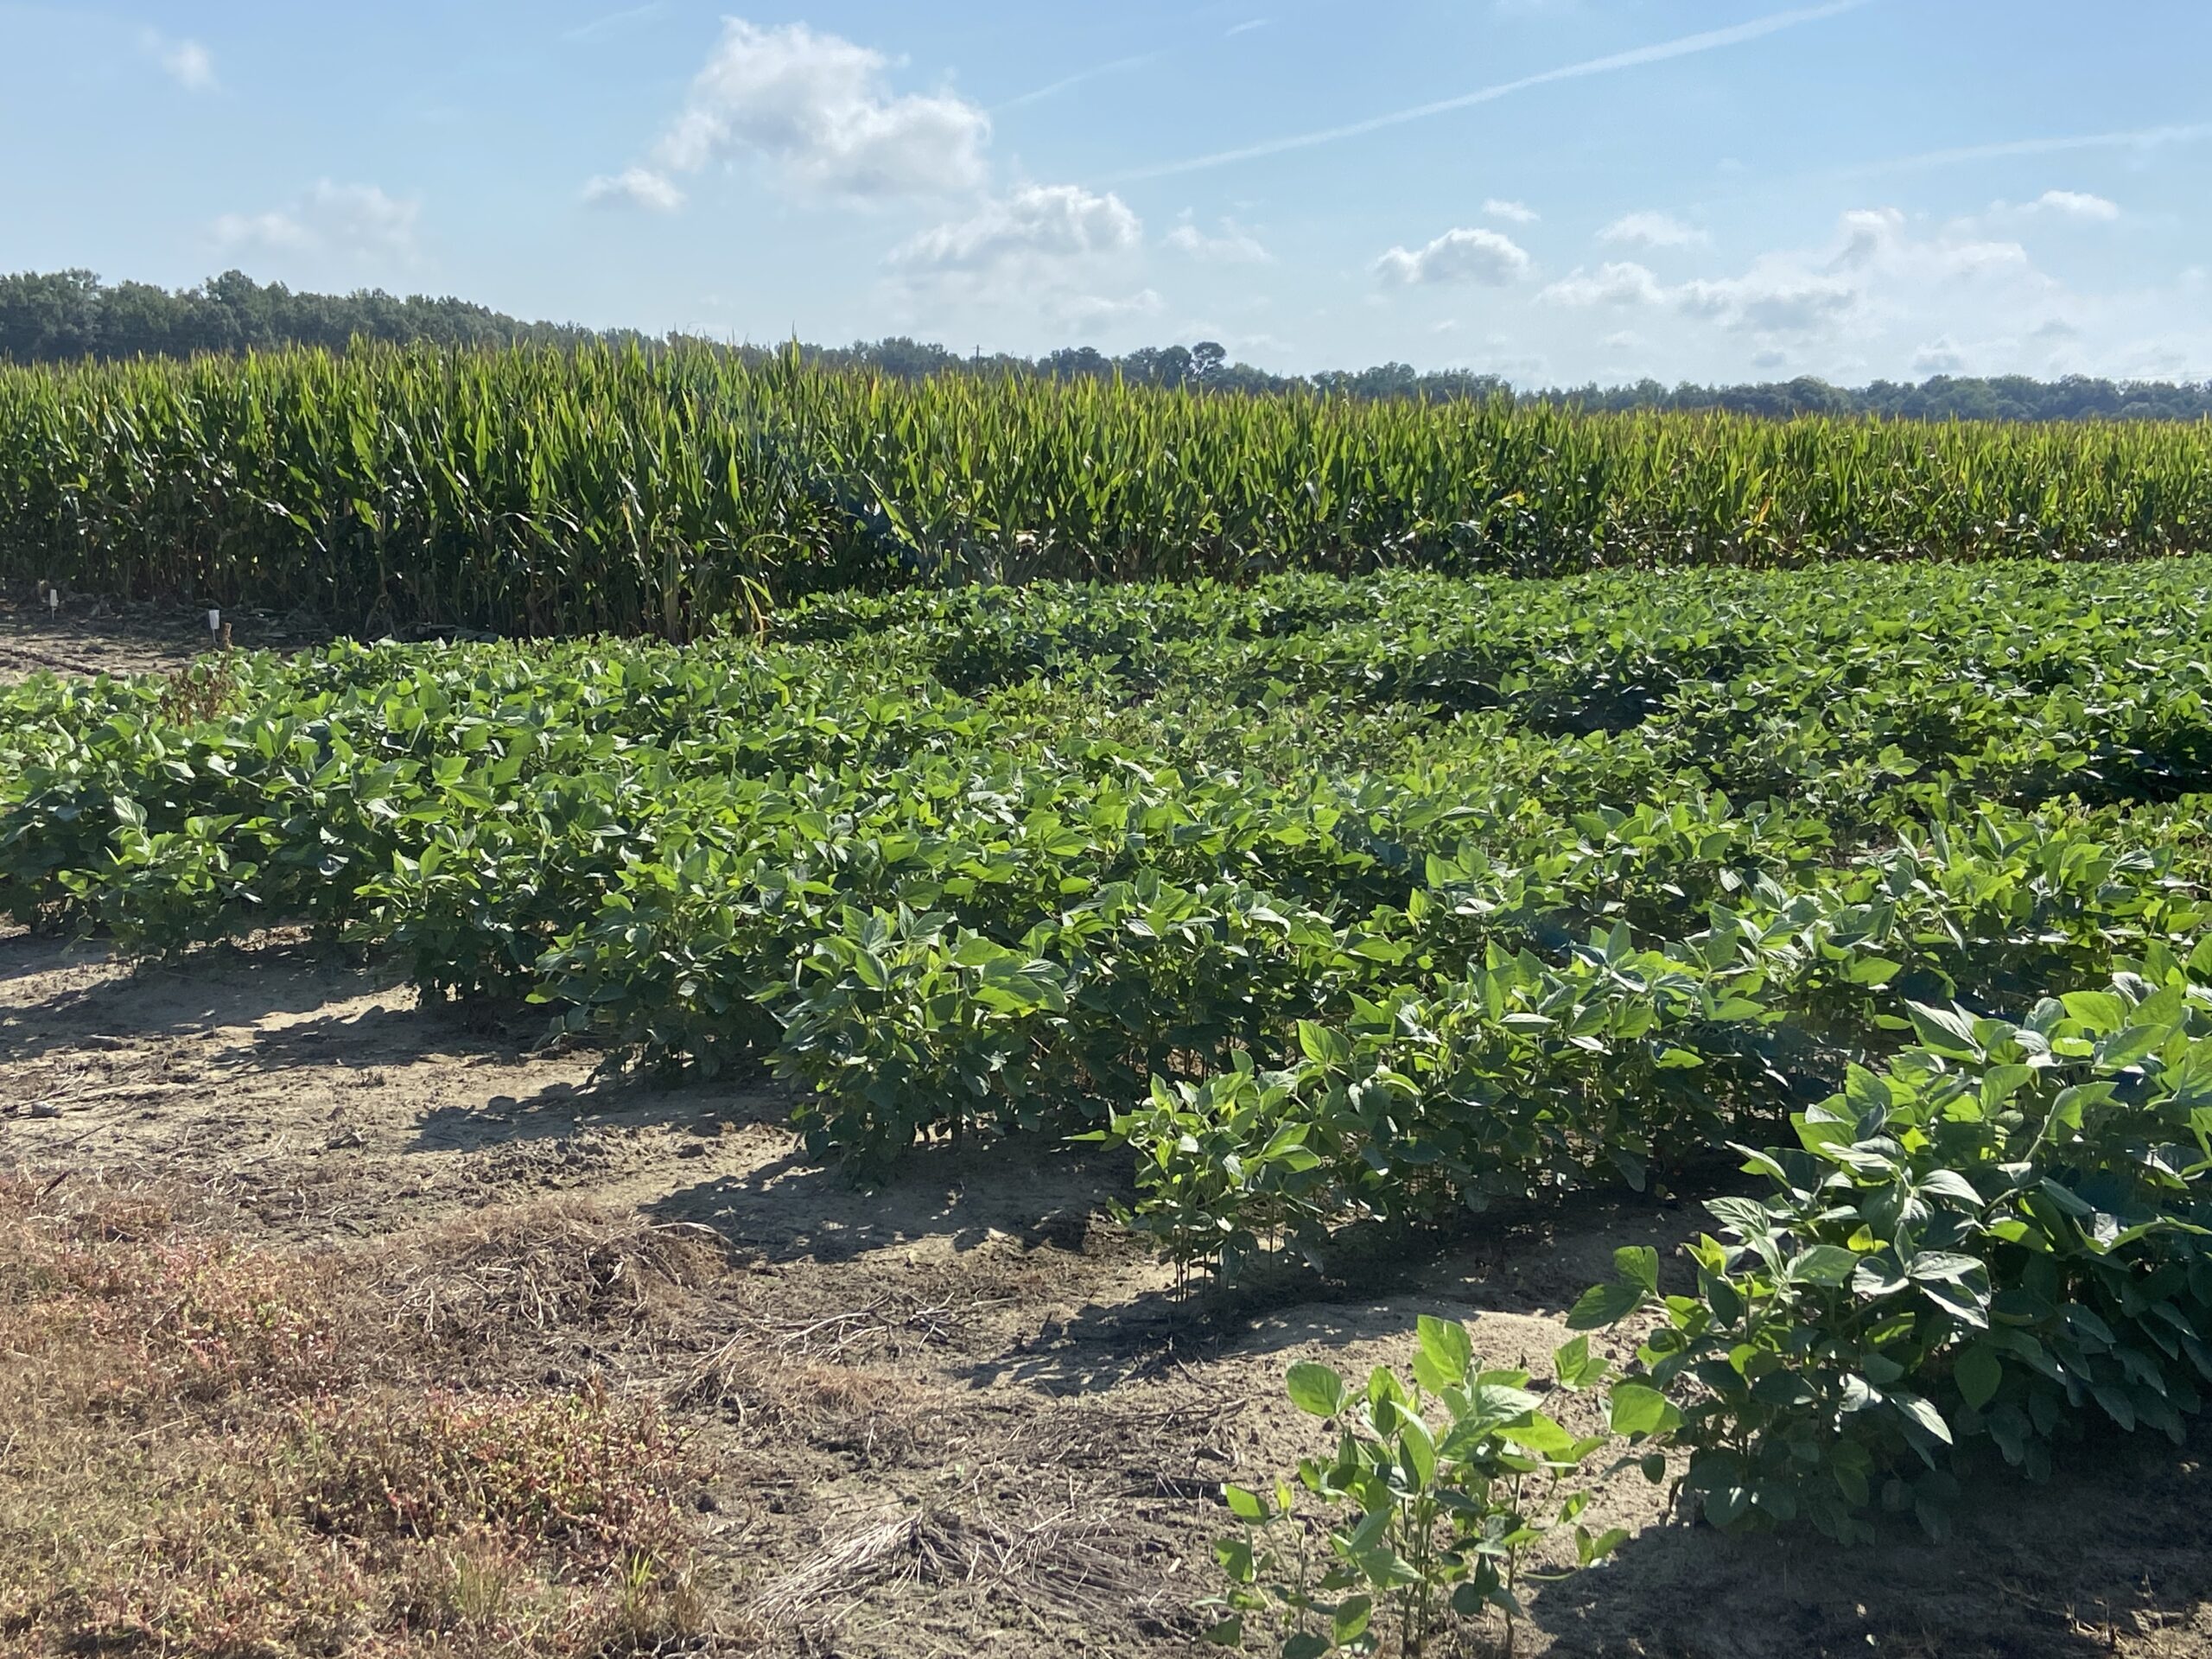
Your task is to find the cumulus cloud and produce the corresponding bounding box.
[1165,215,1271,264]
[1538,261,1664,307]
[1483,198,2204,382]
[1912,335,1967,373]
[1375,226,1531,286]
[1831,206,2029,280]
[1541,206,2056,349]
[1484,198,1538,224]
[891,183,1141,274]
[2029,188,2120,220]
[212,181,422,263]
[1680,268,1860,334]
[642,18,989,202]
[1970,188,2121,228]
[143,29,216,92]
[1598,210,1707,248]
[582,167,685,212]
[1830,206,1903,268]
[885,182,1160,347]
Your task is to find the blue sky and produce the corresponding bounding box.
[3,0,2208,383]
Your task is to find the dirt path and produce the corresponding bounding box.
[6,926,2211,1655]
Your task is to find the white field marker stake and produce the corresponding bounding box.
[207,607,221,641]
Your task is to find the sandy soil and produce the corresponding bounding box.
[5,927,2211,1657]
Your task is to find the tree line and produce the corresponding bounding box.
[5,267,2208,423]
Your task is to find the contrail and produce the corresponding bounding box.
[1834,121,2212,176]
[1000,51,1166,111]
[1114,0,1871,181]
[562,3,664,44]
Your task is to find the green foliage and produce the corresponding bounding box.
[1097,927,1777,1269]
[1205,1322,1624,1656]
[3,556,2211,1255]
[773,905,1071,1166]
[1569,947,2212,1541]
[6,343,2212,637]
[1092,1057,1327,1281]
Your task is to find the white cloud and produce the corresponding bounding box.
[142,29,216,92]
[2026,188,2120,221]
[1352,197,2204,383]
[1598,210,1707,248]
[1054,289,1166,328]
[1541,207,2056,349]
[1912,335,1967,373]
[1831,205,1904,267]
[1224,17,1273,36]
[1538,262,1665,307]
[209,210,309,251]
[582,167,685,212]
[1966,188,2122,232]
[646,18,988,201]
[1166,215,1271,264]
[1831,206,2029,282]
[1680,268,1860,334]
[891,183,1141,275]
[887,183,1160,348]
[1484,198,1538,224]
[305,181,421,257]
[212,181,422,264]
[1375,226,1532,286]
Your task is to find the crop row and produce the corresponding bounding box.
[3,560,2205,1192]
[5,344,2212,634]
[9,556,2212,1547]
[1216,953,2212,1649]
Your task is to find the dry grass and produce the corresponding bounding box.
[378,1198,735,1344]
[747,1502,1167,1637]
[683,1333,925,1471]
[0,1171,715,1658]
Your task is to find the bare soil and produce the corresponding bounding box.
[0,588,334,683]
[7,930,2212,1656]
[4,624,2212,1656]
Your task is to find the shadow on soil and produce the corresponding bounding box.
[645,1132,1122,1264]
[1535,1421,2212,1658]
[410,1069,789,1152]
[965,1186,1717,1395]
[0,937,399,1064]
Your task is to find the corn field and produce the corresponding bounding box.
[2,340,2209,637]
